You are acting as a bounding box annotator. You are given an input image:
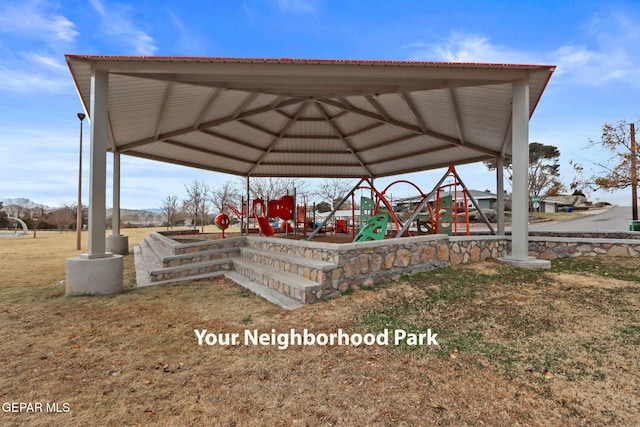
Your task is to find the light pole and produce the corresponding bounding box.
[76,112,86,250]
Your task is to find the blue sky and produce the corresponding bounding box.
[1,0,639,209]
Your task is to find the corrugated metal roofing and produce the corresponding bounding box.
[65,55,555,178]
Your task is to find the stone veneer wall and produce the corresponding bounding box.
[247,235,509,295]
[528,236,640,259]
[158,231,640,300]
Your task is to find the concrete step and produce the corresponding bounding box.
[224,271,304,310]
[136,241,234,283]
[160,246,241,268]
[134,245,304,309]
[135,245,227,287]
[232,258,321,304]
[239,247,337,286]
[144,236,172,265]
[148,232,179,255]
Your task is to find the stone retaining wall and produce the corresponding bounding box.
[158,231,640,300]
[160,229,200,237]
[529,236,640,259]
[171,236,247,256]
[247,235,506,293]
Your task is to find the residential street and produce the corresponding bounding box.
[529,206,636,232]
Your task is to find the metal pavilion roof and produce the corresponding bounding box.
[65,55,555,178]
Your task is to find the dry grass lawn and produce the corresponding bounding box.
[1,228,639,426]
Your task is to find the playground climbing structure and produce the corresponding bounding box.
[310,165,495,242]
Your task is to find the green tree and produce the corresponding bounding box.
[484,142,563,199]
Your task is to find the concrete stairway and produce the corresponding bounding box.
[134,232,339,310]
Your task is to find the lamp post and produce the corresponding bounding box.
[76,112,86,250]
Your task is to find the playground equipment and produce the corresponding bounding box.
[252,198,275,236]
[0,217,29,237]
[397,165,495,237]
[309,165,495,242]
[214,213,230,238]
[222,194,303,237]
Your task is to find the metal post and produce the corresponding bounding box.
[76,112,86,250]
[496,157,505,235]
[631,123,637,221]
[87,69,109,257]
[308,177,367,240]
[245,176,250,236]
[112,152,121,236]
[510,77,530,259]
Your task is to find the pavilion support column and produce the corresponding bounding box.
[498,76,550,269]
[106,151,129,255]
[246,176,250,236]
[496,157,505,235]
[66,69,124,295]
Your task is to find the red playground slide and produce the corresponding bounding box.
[255,215,275,236]
[253,199,275,236]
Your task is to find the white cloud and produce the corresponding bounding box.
[0,51,71,94]
[0,62,71,94]
[409,23,640,88]
[90,0,158,55]
[549,11,640,87]
[408,31,540,64]
[26,53,68,72]
[89,0,107,16]
[0,0,78,44]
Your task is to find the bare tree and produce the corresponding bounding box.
[210,180,241,216]
[313,178,355,210]
[242,177,307,201]
[30,205,44,238]
[184,180,210,232]
[571,120,639,218]
[48,205,76,232]
[4,198,32,219]
[161,195,179,229]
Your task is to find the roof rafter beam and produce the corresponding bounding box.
[163,139,254,165]
[316,101,374,177]
[401,92,429,134]
[198,129,264,151]
[319,97,500,157]
[500,114,513,158]
[359,133,417,152]
[247,101,310,175]
[192,88,224,130]
[240,117,341,140]
[345,122,385,138]
[231,92,260,119]
[364,95,391,121]
[124,151,246,177]
[367,143,456,166]
[319,98,423,134]
[119,97,305,152]
[154,82,174,140]
[447,87,466,145]
[261,160,361,167]
[269,148,347,154]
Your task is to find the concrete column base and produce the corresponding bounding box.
[66,254,124,296]
[106,234,129,255]
[497,256,551,269]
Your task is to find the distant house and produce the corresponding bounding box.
[537,195,587,213]
[393,189,498,212]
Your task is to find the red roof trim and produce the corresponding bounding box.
[65,54,556,70]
